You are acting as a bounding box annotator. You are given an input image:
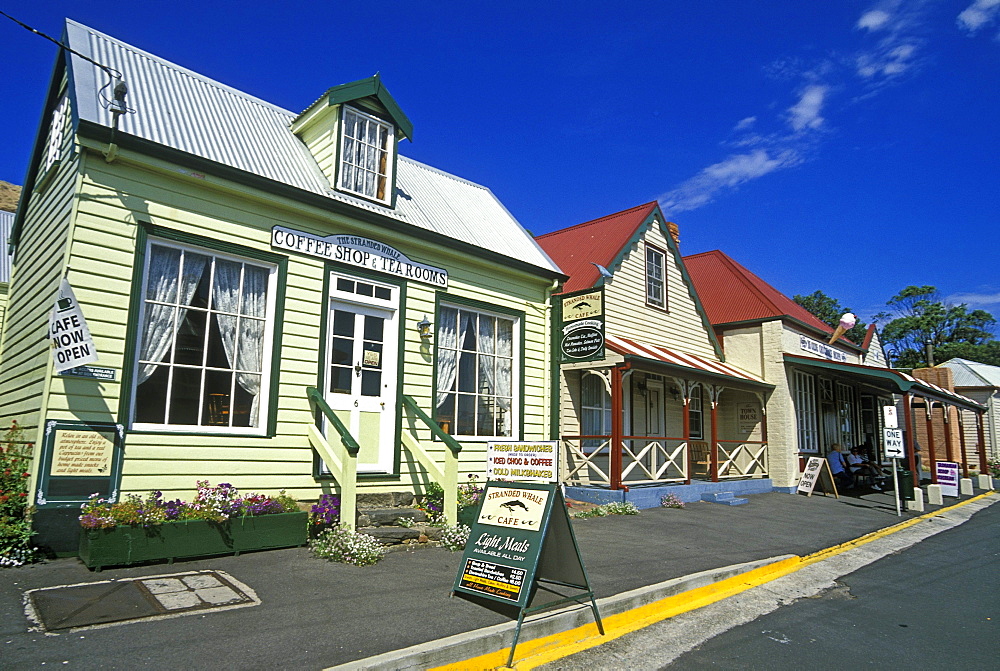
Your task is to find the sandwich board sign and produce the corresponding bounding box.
[797,456,839,497]
[452,481,603,666]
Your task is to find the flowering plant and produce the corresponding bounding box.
[310,525,386,566]
[1,420,38,567]
[439,524,470,551]
[417,482,445,523]
[987,458,1000,479]
[457,474,484,509]
[79,481,299,529]
[310,494,341,528]
[660,493,686,509]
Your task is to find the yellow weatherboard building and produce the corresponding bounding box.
[0,19,564,552]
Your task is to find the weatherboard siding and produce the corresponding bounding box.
[31,146,553,501]
[602,229,718,360]
[0,105,79,439]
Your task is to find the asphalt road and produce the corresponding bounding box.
[542,497,998,670]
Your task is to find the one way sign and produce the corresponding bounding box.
[883,428,905,458]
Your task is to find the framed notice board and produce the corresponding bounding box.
[34,420,125,508]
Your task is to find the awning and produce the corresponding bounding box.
[606,335,772,388]
[783,354,985,412]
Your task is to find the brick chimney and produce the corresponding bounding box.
[666,221,680,248]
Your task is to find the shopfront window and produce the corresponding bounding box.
[581,373,611,450]
[131,241,276,433]
[435,305,517,438]
[836,381,858,448]
[793,370,819,453]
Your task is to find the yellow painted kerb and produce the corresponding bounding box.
[432,491,995,671]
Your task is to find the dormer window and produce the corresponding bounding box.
[339,106,394,204]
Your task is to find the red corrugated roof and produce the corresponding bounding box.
[684,249,847,342]
[536,202,659,294]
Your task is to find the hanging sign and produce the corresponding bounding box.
[487,441,558,482]
[48,278,98,373]
[935,461,960,498]
[559,287,605,362]
[272,226,448,288]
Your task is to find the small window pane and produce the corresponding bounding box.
[332,311,354,337]
[363,315,383,342]
[356,282,374,297]
[360,370,381,396]
[374,286,391,300]
[169,366,202,425]
[330,366,352,395]
[175,310,207,365]
[337,278,355,293]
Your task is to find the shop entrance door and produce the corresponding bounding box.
[323,275,399,474]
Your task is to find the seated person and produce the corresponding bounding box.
[847,447,884,491]
[826,443,855,490]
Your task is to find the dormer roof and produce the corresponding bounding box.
[295,74,413,141]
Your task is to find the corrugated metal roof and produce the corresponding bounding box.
[63,20,561,276]
[684,249,850,343]
[784,354,984,411]
[536,202,658,293]
[938,358,1000,388]
[0,209,13,282]
[606,334,768,386]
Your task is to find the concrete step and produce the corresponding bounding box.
[701,492,749,506]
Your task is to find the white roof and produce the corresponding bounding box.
[63,20,561,276]
[938,358,1000,389]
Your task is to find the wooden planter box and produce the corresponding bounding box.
[79,511,308,571]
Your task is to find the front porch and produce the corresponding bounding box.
[559,339,774,499]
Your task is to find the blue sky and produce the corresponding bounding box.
[2,1,998,328]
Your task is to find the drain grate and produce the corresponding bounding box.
[26,570,258,632]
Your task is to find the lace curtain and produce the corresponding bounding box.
[137,246,207,385]
[212,260,267,427]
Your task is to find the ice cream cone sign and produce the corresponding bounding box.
[828,312,857,344]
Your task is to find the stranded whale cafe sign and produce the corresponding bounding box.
[272,226,448,289]
[559,288,605,362]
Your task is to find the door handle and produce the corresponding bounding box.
[355,363,362,376]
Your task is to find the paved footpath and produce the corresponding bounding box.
[1,488,994,670]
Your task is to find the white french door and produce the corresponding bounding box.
[323,274,398,473]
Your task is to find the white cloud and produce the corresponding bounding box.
[658,149,801,214]
[945,290,1000,309]
[733,116,757,131]
[858,10,893,31]
[957,0,1000,34]
[786,85,827,131]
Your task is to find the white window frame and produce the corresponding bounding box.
[40,96,69,180]
[435,304,520,441]
[688,384,704,440]
[130,239,278,435]
[581,372,612,451]
[338,105,394,205]
[645,244,666,309]
[793,370,819,453]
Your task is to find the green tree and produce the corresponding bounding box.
[792,290,867,343]
[873,286,997,368]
